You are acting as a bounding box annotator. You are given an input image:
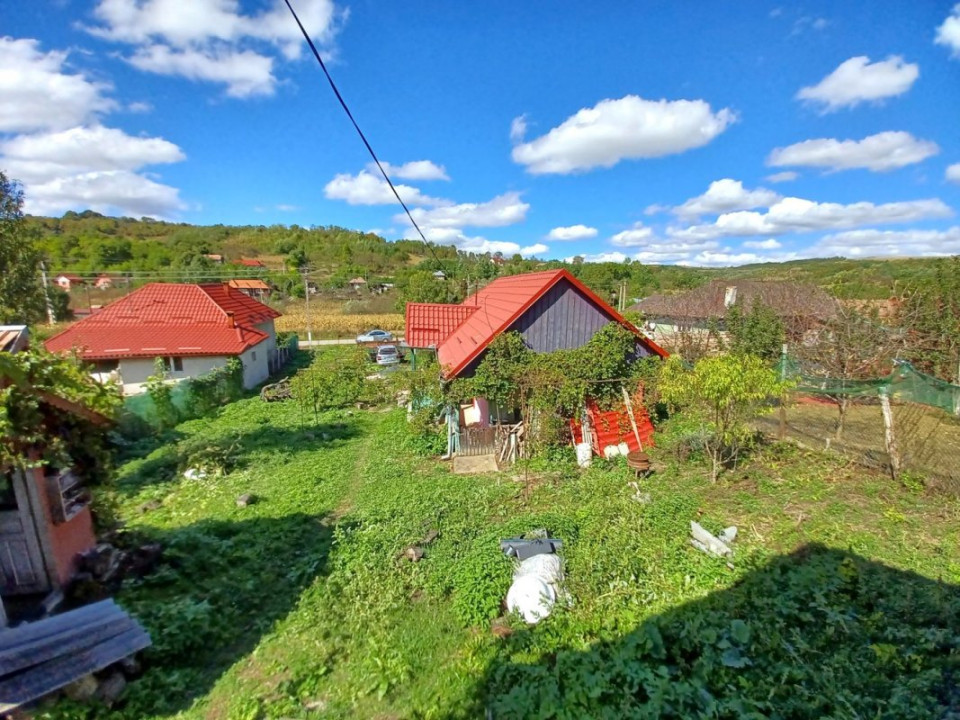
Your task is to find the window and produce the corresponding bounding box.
[164,356,183,373]
[251,351,256,361]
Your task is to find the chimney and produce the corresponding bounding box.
[226,311,235,328]
[724,286,738,308]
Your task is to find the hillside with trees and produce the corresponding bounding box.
[22,211,955,306]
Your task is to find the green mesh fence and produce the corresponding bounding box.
[775,357,960,416]
[122,382,192,427]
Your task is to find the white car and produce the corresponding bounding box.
[375,345,400,365]
[356,329,394,343]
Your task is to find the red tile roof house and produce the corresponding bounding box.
[45,283,281,394]
[405,269,667,459]
[54,273,86,291]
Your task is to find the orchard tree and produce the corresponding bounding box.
[794,303,904,440]
[660,354,788,482]
[0,172,47,324]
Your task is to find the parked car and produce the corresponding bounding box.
[375,345,400,366]
[356,329,393,343]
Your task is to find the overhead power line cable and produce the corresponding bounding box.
[282,0,449,275]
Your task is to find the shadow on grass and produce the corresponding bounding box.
[112,420,360,498]
[105,512,337,717]
[455,544,960,719]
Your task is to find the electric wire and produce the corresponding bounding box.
[281,0,449,276]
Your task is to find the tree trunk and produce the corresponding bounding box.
[834,397,849,440]
[879,390,900,481]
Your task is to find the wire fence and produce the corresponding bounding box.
[755,361,960,496]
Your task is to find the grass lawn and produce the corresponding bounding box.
[45,392,960,719]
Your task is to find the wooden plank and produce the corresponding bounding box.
[0,626,150,712]
[0,615,134,676]
[0,600,117,649]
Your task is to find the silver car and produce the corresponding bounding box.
[356,329,394,343]
[375,345,400,365]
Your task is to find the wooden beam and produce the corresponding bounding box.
[0,625,150,712]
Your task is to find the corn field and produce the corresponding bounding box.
[275,302,404,337]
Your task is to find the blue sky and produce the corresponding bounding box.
[3,1,960,265]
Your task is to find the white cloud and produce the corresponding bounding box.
[509,114,528,143]
[86,0,345,96]
[375,160,449,181]
[402,191,529,229]
[611,222,656,247]
[276,204,298,211]
[678,250,798,267]
[127,44,276,97]
[22,171,185,217]
[324,171,446,207]
[947,163,960,183]
[1,126,184,183]
[0,125,187,218]
[670,196,952,240]
[631,240,721,264]
[814,227,960,258]
[511,95,736,174]
[797,56,918,111]
[0,37,115,133]
[520,243,549,257]
[671,179,779,220]
[546,224,598,241]
[765,171,798,183]
[936,5,960,57]
[743,238,782,249]
[767,131,939,172]
[127,101,153,113]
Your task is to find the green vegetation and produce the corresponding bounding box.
[41,351,960,719]
[0,173,55,324]
[22,211,958,307]
[0,346,120,483]
[660,354,789,481]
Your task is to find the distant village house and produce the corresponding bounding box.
[348,277,367,291]
[227,278,271,300]
[631,279,837,346]
[54,274,86,291]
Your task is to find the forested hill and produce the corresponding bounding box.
[26,210,952,301]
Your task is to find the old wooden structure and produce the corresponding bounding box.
[1,327,106,620]
[405,270,668,462]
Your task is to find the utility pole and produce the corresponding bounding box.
[39,260,56,325]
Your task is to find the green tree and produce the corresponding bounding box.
[0,173,46,323]
[660,354,788,482]
[396,270,453,308]
[900,257,960,383]
[726,300,785,362]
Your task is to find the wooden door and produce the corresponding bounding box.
[0,471,51,595]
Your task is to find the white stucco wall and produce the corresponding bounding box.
[255,320,278,358]
[239,340,270,388]
[115,322,276,394]
[118,356,229,386]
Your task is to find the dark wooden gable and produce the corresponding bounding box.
[511,277,642,353]
[458,277,651,376]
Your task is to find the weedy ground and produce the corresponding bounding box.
[43,390,960,719]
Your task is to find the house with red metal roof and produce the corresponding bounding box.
[406,269,666,379]
[45,283,281,393]
[405,270,667,458]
